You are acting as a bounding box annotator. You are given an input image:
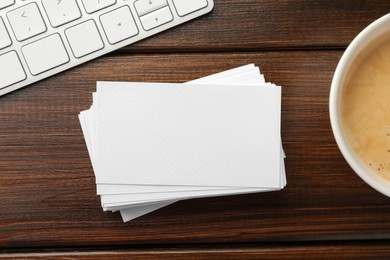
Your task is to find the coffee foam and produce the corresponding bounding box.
[341,35,390,180]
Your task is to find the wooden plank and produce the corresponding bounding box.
[124,0,390,51]
[2,244,390,259]
[1,51,390,248]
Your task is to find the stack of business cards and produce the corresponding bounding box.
[79,64,286,222]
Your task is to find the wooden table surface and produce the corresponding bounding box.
[1,1,390,259]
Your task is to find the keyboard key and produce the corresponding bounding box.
[0,0,15,10]
[172,0,208,16]
[65,20,104,58]
[100,6,138,44]
[0,51,26,89]
[0,18,12,50]
[0,0,214,96]
[22,33,69,75]
[140,6,173,31]
[81,0,116,14]
[135,0,167,17]
[42,0,82,28]
[7,3,47,41]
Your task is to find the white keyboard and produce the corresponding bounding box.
[0,0,214,96]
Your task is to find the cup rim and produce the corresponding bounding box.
[329,13,390,197]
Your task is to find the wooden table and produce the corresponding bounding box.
[1,1,390,258]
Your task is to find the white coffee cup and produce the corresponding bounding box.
[329,13,390,197]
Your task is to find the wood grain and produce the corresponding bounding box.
[2,244,390,259]
[1,51,390,250]
[123,0,390,52]
[1,0,390,256]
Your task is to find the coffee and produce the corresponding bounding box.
[341,37,390,179]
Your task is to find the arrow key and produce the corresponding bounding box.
[7,3,47,41]
[100,6,139,45]
[140,6,173,31]
[135,0,167,17]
